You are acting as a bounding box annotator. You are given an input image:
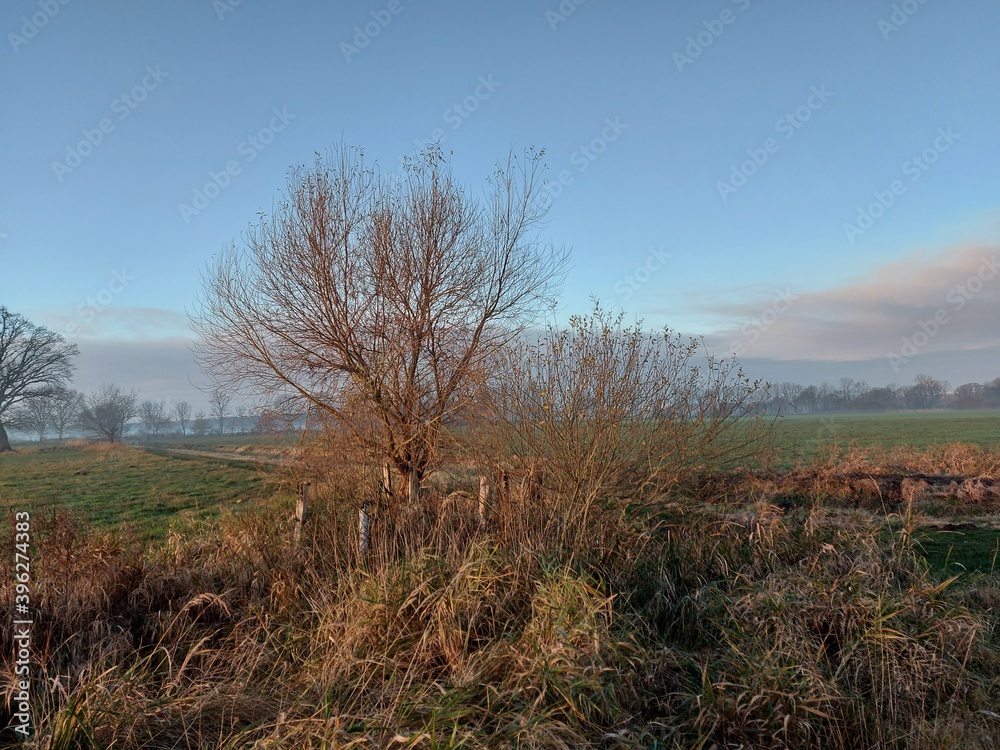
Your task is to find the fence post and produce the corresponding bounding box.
[294,482,310,546]
[478,474,493,529]
[381,461,392,500]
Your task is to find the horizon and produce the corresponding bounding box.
[3,1,999,410]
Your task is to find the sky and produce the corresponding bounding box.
[2,0,999,413]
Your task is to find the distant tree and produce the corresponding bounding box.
[904,375,948,410]
[50,388,84,439]
[952,382,984,410]
[234,404,248,434]
[0,307,79,451]
[855,386,898,412]
[138,399,169,438]
[254,409,284,435]
[173,400,192,435]
[817,382,843,412]
[984,377,1000,409]
[8,395,53,441]
[837,377,857,406]
[795,385,818,414]
[777,382,803,414]
[192,411,211,437]
[79,385,138,443]
[208,389,233,435]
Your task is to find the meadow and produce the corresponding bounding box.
[0,440,286,540]
[0,412,998,748]
[774,409,1000,457]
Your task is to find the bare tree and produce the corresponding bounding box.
[138,399,169,438]
[50,388,84,439]
[79,384,138,443]
[194,146,567,506]
[795,385,818,414]
[192,411,211,437]
[8,395,53,442]
[208,389,233,435]
[904,375,948,410]
[0,307,79,451]
[234,404,248,434]
[173,400,191,435]
[777,382,804,414]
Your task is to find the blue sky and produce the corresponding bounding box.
[2,0,999,410]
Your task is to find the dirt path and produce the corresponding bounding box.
[142,445,297,468]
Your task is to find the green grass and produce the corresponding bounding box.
[917,526,1000,575]
[773,409,1000,460]
[140,431,301,450]
[0,443,286,539]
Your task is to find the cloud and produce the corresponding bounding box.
[42,306,195,341]
[700,243,1000,366]
[72,336,210,410]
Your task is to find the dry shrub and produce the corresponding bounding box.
[816,442,1000,478]
[486,304,773,531]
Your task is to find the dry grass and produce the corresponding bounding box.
[2,443,999,748]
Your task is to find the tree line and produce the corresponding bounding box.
[764,374,1000,415]
[0,376,280,444]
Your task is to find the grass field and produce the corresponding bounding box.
[773,409,1000,460]
[0,441,287,539]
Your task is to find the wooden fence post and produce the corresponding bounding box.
[478,474,493,529]
[294,482,310,546]
[381,461,392,500]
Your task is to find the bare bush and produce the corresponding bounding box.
[487,305,773,521]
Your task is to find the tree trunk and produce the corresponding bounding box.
[0,421,11,452]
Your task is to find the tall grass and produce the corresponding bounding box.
[3,448,999,748]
